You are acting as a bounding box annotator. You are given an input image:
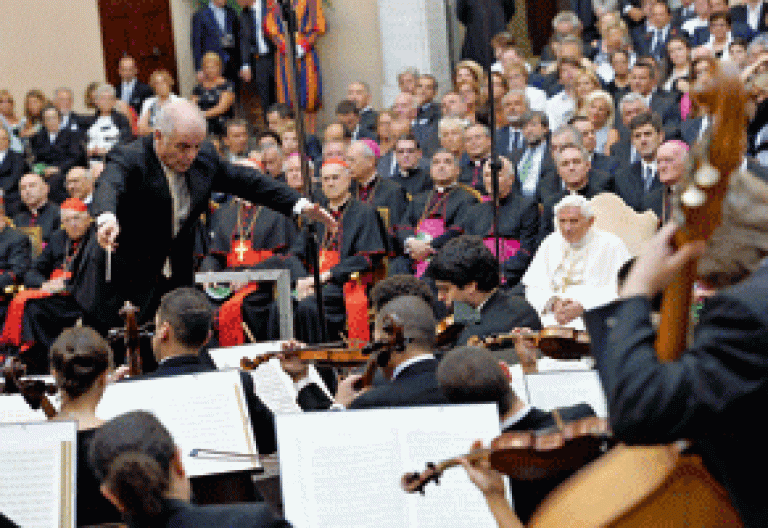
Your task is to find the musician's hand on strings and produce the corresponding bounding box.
[108,364,131,384]
[97,215,120,251]
[335,373,367,407]
[301,203,338,232]
[511,328,537,370]
[621,222,706,299]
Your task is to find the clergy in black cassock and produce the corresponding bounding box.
[459,157,539,286]
[391,150,478,275]
[291,159,388,344]
[69,100,334,331]
[0,206,30,322]
[14,173,61,246]
[426,236,541,348]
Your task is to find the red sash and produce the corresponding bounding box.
[320,250,370,343]
[217,249,274,347]
[1,268,71,346]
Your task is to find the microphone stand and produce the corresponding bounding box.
[277,0,327,341]
[487,68,503,285]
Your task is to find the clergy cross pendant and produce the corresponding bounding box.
[234,241,248,262]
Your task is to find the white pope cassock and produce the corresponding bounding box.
[522,228,632,330]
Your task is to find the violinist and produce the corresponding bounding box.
[335,295,450,409]
[426,235,540,347]
[437,345,595,523]
[131,287,278,455]
[49,326,122,526]
[584,169,768,527]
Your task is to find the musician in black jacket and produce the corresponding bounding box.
[89,410,290,528]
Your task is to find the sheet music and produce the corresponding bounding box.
[0,421,76,528]
[209,341,288,369]
[97,371,261,477]
[0,394,48,423]
[505,364,529,405]
[524,370,609,418]
[248,359,302,414]
[277,405,504,528]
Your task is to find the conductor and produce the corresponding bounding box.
[70,99,335,328]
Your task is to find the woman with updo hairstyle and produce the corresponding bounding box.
[50,326,122,526]
[89,410,291,527]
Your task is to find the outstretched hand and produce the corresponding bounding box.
[302,203,338,232]
[621,223,706,299]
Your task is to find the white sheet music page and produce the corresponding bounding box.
[248,358,302,414]
[276,404,503,528]
[524,369,609,418]
[0,420,77,528]
[96,371,261,477]
[208,341,288,369]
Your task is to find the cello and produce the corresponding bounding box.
[526,59,745,527]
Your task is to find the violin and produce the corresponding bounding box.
[240,344,371,370]
[402,416,612,494]
[0,356,58,418]
[434,314,463,348]
[468,327,591,360]
[352,314,406,390]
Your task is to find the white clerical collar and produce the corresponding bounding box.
[122,78,136,91]
[392,353,434,380]
[562,228,593,250]
[501,404,533,430]
[0,150,6,164]
[49,133,57,143]
[435,183,455,194]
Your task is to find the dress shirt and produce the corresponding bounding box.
[640,160,657,191]
[0,149,6,166]
[121,79,136,104]
[518,142,546,198]
[747,2,762,31]
[392,354,435,380]
[209,2,227,32]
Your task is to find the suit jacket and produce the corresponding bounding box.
[137,354,277,454]
[455,289,542,346]
[13,201,61,245]
[116,81,154,116]
[358,108,378,140]
[584,262,768,527]
[350,357,449,409]
[59,111,88,139]
[0,150,27,217]
[191,5,240,71]
[239,0,275,59]
[591,152,619,174]
[649,92,682,133]
[391,166,433,198]
[631,24,683,58]
[71,135,302,327]
[30,128,84,176]
[610,161,663,216]
[126,498,290,528]
[497,125,526,159]
[730,2,768,33]
[509,144,558,203]
[680,116,705,146]
[538,173,611,239]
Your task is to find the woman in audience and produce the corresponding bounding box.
[663,36,692,94]
[192,51,235,138]
[458,81,485,125]
[17,89,47,140]
[491,72,509,126]
[85,83,133,162]
[89,410,290,527]
[83,81,100,114]
[583,90,616,154]
[454,60,486,91]
[50,326,122,526]
[137,69,181,136]
[0,89,23,153]
[574,69,602,114]
[503,60,547,111]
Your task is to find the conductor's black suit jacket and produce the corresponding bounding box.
[584,262,768,527]
[71,135,301,327]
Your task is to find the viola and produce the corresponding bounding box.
[351,314,406,390]
[468,326,591,360]
[240,344,370,370]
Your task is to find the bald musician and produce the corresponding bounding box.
[71,99,334,329]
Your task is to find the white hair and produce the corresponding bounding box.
[155,99,207,138]
[553,194,594,219]
[438,116,469,135]
[94,83,116,99]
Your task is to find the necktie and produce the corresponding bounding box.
[519,150,533,183]
[644,165,655,191]
[652,30,660,55]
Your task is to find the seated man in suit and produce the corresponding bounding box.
[0,127,26,217]
[139,287,277,455]
[522,194,631,330]
[460,124,492,193]
[347,81,378,140]
[513,111,555,202]
[115,56,154,115]
[0,197,31,326]
[336,99,374,141]
[438,345,596,523]
[14,172,61,246]
[427,235,540,347]
[632,1,681,60]
[437,116,470,177]
[692,6,756,48]
[569,115,620,174]
[64,167,95,205]
[53,87,87,140]
[609,92,650,170]
[412,74,441,157]
[336,295,450,409]
[612,112,665,216]
[497,90,529,159]
[30,106,85,203]
[628,59,680,134]
[730,0,768,34]
[459,157,539,285]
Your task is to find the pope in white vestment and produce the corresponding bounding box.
[522,195,631,330]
